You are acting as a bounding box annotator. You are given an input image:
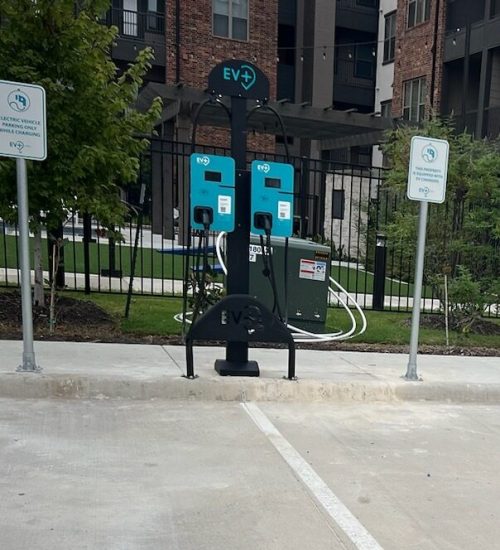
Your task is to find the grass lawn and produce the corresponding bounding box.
[329,264,431,298]
[1,234,433,297]
[1,234,186,280]
[81,292,500,349]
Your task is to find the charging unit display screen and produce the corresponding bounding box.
[265,178,281,189]
[251,160,294,237]
[190,153,236,232]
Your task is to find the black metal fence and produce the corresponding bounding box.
[1,137,498,317]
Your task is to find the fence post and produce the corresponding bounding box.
[300,157,309,238]
[101,230,122,278]
[372,233,387,310]
[83,213,92,295]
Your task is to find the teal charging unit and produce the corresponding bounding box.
[250,160,294,237]
[190,153,236,232]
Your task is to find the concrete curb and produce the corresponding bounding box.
[2,372,500,404]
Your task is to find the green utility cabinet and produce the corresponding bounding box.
[248,236,331,332]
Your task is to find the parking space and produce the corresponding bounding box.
[1,398,499,549]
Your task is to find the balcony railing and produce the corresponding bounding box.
[336,0,378,12]
[106,8,165,39]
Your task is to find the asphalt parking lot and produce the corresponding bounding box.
[1,398,499,549]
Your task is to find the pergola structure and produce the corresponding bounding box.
[138,83,393,149]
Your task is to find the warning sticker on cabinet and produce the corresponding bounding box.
[218,195,232,215]
[278,201,291,220]
[299,259,327,281]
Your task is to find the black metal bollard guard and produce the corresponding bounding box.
[185,295,296,380]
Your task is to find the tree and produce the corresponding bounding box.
[0,0,162,302]
[381,117,500,329]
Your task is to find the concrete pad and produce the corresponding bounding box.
[260,401,500,550]
[2,398,500,549]
[0,399,348,550]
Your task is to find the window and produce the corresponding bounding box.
[332,190,345,220]
[351,146,372,167]
[356,0,377,6]
[354,45,375,79]
[147,0,162,31]
[407,0,431,28]
[123,0,138,37]
[381,100,392,118]
[213,0,248,40]
[403,77,426,122]
[383,12,396,63]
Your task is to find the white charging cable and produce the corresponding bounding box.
[178,231,368,342]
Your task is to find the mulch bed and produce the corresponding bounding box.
[0,290,498,357]
[404,314,500,336]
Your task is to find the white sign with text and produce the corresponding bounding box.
[0,80,47,161]
[407,136,449,203]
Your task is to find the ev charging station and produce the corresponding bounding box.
[190,153,235,233]
[185,60,296,379]
[251,160,294,238]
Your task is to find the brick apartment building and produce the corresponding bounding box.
[106,0,500,163]
[391,0,446,120]
[107,0,389,158]
[377,0,500,134]
[164,0,278,149]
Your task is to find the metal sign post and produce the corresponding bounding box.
[0,80,47,372]
[405,136,449,380]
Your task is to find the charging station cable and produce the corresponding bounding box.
[210,231,368,343]
[184,96,232,332]
[247,103,291,325]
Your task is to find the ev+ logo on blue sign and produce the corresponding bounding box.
[222,64,256,91]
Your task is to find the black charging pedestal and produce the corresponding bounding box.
[185,60,295,379]
[213,62,269,376]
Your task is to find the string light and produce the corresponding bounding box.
[277,38,383,53]
[275,39,393,62]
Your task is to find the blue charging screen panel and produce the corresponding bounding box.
[190,154,236,232]
[251,160,294,237]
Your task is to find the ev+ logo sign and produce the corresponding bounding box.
[208,60,269,100]
[222,64,256,91]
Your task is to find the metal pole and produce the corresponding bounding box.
[444,273,450,347]
[405,201,428,381]
[83,212,92,295]
[372,234,387,311]
[225,96,250,366]
[16,158,40,373]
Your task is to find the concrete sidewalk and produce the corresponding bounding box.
[0,340,499,403]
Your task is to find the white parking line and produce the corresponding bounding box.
[242,402,384,550]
